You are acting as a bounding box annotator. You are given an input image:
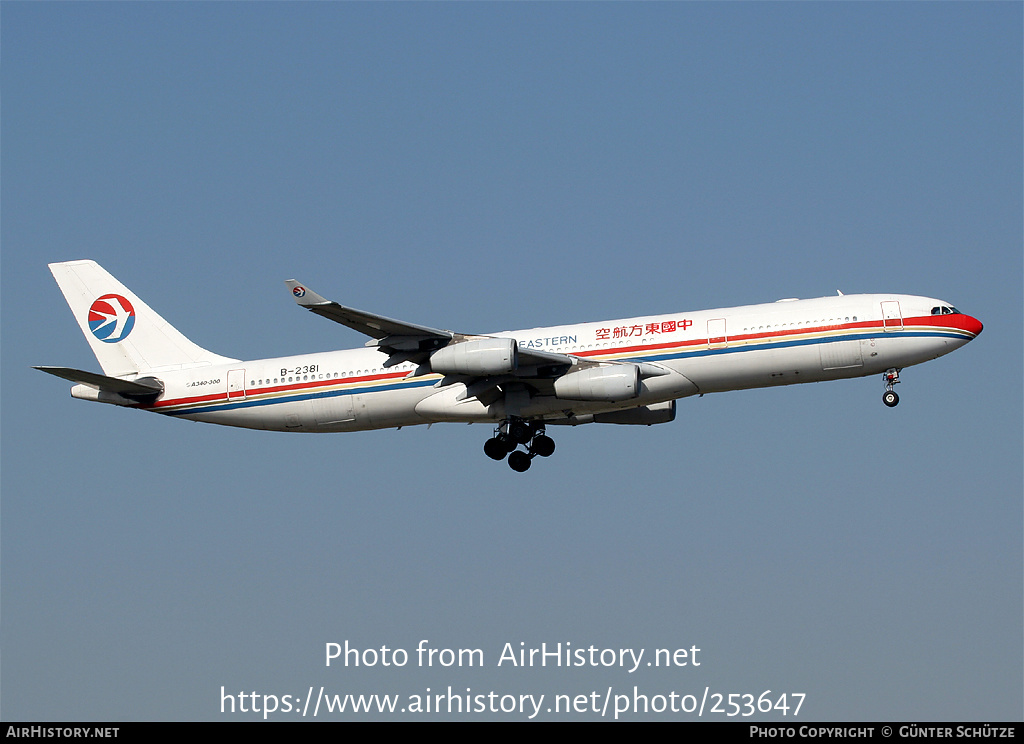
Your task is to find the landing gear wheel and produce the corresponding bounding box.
[508,420,531,445]
[508,451,532,472]
[484,437,509,461]
[882,390,899,408]
[486,419,553,469]
[531,435,555,458]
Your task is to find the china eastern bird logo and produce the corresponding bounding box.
[88,294,136,343]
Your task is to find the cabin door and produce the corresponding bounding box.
[881,301,903,331]
[227,369,246,400]
[707,318,728,349]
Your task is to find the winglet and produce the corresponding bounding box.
[285,280,329,307]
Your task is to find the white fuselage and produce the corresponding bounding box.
[131,293,981,433]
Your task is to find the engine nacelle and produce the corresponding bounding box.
[429,338,518,376]
[553,365,640,402]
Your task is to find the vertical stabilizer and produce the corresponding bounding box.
[49,260,237,377]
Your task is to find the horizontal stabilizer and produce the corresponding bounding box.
[34,366,164,399]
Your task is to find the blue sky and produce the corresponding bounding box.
[3,3,1020,720]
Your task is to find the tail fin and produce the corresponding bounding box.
[49,260,237,377]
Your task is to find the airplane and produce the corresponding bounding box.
[36,260,983,472]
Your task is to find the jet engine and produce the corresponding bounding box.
[553,365,639,402]
[429,338,518,376]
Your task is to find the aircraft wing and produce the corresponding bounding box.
[283,280,673,387]
[284,280,453,342]
[286,279,580,373]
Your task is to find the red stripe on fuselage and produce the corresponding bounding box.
[573,315,979,360]
[574,319,880,359]
[147,369,409,410]
[909,313,983,335]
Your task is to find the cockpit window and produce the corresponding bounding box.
[932,305,961,315]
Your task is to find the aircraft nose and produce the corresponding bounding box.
[964,314,983,337]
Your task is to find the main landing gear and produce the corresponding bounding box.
[882,368,901,407]
[483,418,556,472]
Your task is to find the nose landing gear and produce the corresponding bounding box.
[882,368,901,407]
[483,418,556,472]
